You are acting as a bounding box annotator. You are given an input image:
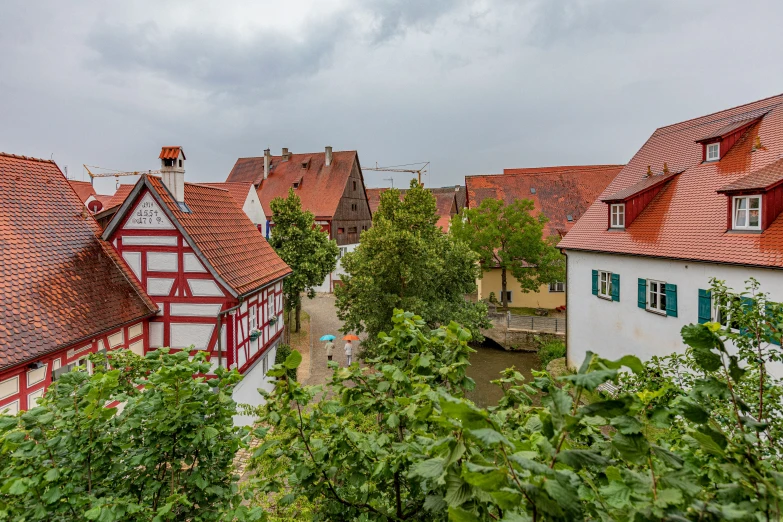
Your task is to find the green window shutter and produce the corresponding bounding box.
[740,297,755,337]
[765,302,780,346]
[665,284,678,317]
[698,289,712,324]
[592,270,598,296]
[637,278,647,309]
[611,273,620,302]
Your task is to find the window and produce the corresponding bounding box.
[262,353,269,375]
[714,295,742,331]
[249,305,257,331]
[610,204,625,228]
[338,227,345,234]
[647,280,667,314]
[706,142,720,161]
[348,227,357,234]
[337,246,348,260]
[353,181,357,191]
[598,271,612,299]
[733,195,761,230]
[267,298,275,321]
[549,281,565,293]
[351,203,357,211]
[52,358,88,381]
[361,225,367,231]
[504,291,512,303]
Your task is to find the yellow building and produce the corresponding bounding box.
[476,269,565,309]
[465,164,623,310]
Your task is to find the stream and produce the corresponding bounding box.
[465,341,540,408]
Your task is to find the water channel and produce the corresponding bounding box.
[465,340,540,408]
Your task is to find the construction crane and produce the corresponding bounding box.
[363,161,429,187]
[83,164,163,187]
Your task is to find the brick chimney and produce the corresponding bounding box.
[160,146,185,204]
[264,148,270,179]
[325,146,333,167]
[282,147,290,161]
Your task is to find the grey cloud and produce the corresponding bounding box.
[365,0,460,43]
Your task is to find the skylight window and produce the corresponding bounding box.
[706,142,720,161]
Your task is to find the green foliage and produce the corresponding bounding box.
[451,197,565,309]
[257,287,783,520]
[0,349,263,521]
[274,344,298,381]
[536,337,566,370]
[335,181,489,353]
[269,189,339,331]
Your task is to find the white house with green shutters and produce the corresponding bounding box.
[559,94,783,376]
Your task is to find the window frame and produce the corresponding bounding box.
[504,291,512,303]
[713,295,741,332]
[249,305,257,332]
[549,281,565,293]
[706,142,720,161]
[732,195,762,231]
[610,203,625,229]
[598,271,612,299]
[646,279,667,314]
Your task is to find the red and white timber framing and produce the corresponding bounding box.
[107,189,285,374]
[0,319,150,415]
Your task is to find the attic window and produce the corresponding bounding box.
[530,187,536,194]
[733,195,761,230]
[610,204,625,229]
[292,176,303,189]
[351,203,357,211]
[706,143,720,162]
[566,214,573,222]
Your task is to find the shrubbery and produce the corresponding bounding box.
[273,344,298,381]
[536,337,566,370]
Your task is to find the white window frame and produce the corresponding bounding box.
[732,195,762,231]
[706,142,720,161]
[504,291,512,303]
[262,353,269,375]
[598,271,612,299]
[267,297,275,320]
[249,305,257,331]
[713,295,741,332]
[647,279,667,314]
[549,281,565,293]
[610,203,625,229]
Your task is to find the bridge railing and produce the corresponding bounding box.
[488,311,566,335]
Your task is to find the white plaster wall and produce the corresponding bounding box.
[170,303,223,317]
[566,250,783,376]
[149,322,164,347]
[170,323,214,350]
[122,236,178,246]
[183,253,207,272]
[313,243,359,293]
[147,252,178,272]
[242,190,266,225]
[232,341,278,426]
[188,279,224,296]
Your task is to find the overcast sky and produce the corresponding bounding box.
[2,0,782,194]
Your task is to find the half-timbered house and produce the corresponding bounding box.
[101,147,292,422]
[0,153,158,415]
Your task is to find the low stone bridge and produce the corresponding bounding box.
[481,312,565,351]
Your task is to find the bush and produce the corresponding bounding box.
[537,337,565,369]
[274,343,297,381]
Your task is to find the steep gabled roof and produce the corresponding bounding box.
[466,165,622,237]
[365,186,458,231]
[558,93,783,267]
[103,176,291,296]
[226,150,361,219]
[68,180,97,203]
[0,153,157,369]
[104,184,135,210]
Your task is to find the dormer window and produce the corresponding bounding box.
[733,195,761,230]
[610,203,625,229]
[706,142,720,162]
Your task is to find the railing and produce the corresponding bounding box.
[488,311,566,334]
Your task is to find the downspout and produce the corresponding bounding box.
[216,300,244,369]
[562,249,569,370]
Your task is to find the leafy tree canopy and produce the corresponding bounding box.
[451,198,565,308]
[335,181,489,352]
[255,280,783,521]
[269,188,339,332]
[0,350,262,522]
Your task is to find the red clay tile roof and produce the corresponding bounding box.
[717,157,783,193]
[366,187,458,231]
[0,153,157,369]
[93,194,114,207]
[601,170,680,202]
[199,182,254,209]
[104,184,135,210]
[68,180,97,203]
[226,151,361,219]
[558,93,783,267]
[105,176,291,296]
[159,146,185,160]
[466,165,623,237]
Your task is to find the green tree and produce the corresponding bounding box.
[254,281,783,520]
[451,198,565,310]
[0,349,263,522]
[335,181,488,353]
[269,188,339,332]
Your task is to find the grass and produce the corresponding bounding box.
[507,307,540,316]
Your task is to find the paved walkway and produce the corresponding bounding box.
[302,294,361,385]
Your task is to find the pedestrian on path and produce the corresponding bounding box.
[344,340,353,366]
[325,340,334,364]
